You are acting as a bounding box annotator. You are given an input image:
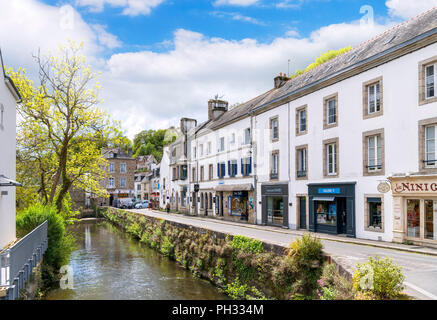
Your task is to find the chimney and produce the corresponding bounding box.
[180,118,197,134]
[208,99,228,121]
[274,73,289,89]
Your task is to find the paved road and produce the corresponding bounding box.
[128,209,437,300]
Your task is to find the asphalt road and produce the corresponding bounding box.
[129,209,437,300]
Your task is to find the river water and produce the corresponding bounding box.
[44,220,228,300]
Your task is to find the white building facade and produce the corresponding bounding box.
[0,50,21,250]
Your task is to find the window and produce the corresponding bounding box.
[323,93,338,129]
[425,200,437,240]
[230,133,235,144]
[120,163,126,173]
[419,57,437,105]
[363,129,385,175]
[172,167,177,180]
[296,106,307,135]
[200,166,204,181]
[120,178,126,188]
[407,199,421,238]
[209,164,213,180]
[242,157,252,176]
[217,162,226,179]
[0,104,4,130]
[271,151,279,180]
[180,165,187,180]
[244,128,251,145]
[363,77,383,119]
[270,117,279,141]
[365,196,383,231]
[108,178,115,188]
[109,163,115,173]
[207,142,211,155]
[315,201,336,226]
[296,145,308,179]
[228,160,237,177]
[425,125,436,168]
[219,137,225,152]
[426,64,435,99]
[368,83,381,114]
[199,144,203,157]
[327,143,337,175]
[192,167,196,182]
[323,138,339,177]
[193,147,197,158]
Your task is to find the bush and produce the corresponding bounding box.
[317,263,354,300]
[287,234,324,296]
[352,256,405,300]
[16,204,76,287]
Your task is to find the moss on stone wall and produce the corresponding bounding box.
[103,208,343,300]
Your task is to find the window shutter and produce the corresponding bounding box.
[249,157,252,174]
[217,163,220,178]
[228,161,231,176]
[241,159,244,176]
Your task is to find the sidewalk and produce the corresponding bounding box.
[128,208,437,300]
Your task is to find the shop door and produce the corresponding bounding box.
[299,197,306,229]
[267,196,284,226]
[337,198,347,234]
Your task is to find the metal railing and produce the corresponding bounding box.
[0,220,48,300]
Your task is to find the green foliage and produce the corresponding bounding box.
[225,277,249,300]
[16,204,76,286]
[287,234,324,296]
[353,256,405,300]
[317,263,354,300]
[161,236,174,257]
[231,236,264,254]
[133,129,177,161]
[290,46,352,79]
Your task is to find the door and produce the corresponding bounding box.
[267,196,284,226]
[299,197,307,229]
[336,198,347,234]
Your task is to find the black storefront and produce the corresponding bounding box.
[308,182,356,237]
[261,183,289,228]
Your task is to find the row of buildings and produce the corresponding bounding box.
[155,8,437,247]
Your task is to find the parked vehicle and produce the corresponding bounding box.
[135,200,149,209]
[118,198,135,209]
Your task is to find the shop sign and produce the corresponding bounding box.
[233,191,248,198]
[118,193,128,198]
[393,182,437,194]
[318,188,340,194]
[377,182,391,194]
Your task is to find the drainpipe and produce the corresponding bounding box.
[287,101,291,229]
[250,112,258,225]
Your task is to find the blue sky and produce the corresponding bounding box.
[1,0,436,138]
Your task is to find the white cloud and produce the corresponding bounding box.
[92,24,123,49]
[276,0,303,9]
[75,0,165,16]
[213,0,259,7]
[212,11,266,25]
[386,0,437,19]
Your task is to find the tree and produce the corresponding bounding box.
[8,41,122,211]
[133,129,176,161]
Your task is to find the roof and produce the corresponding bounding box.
[0,48,22,103]
[102,147,133,159]
[250,7,437,114]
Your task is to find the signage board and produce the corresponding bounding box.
[318,188,341,194]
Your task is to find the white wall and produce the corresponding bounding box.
[0,69,17,249]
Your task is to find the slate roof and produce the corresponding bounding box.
[193,7,437,133]
[250,6,437,113]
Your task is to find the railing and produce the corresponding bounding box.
[0,220,48,300]
[297,170,307,178]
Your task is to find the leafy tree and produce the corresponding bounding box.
[8,41,123,211]
[133,129,177,161]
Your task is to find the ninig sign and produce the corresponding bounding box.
[392,182,437,194]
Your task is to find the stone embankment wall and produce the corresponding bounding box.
[103,208,350,300]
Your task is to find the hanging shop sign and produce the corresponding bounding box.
[377,182,391,194]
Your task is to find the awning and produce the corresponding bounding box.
[215,183,253,192]
[0,175,22,187]
[312,196,335,202]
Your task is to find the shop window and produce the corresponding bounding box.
[323,93,338,129]
[267,196,284,226]
[270,117,279,141]
[315,201,336,226]
[407,199,421,238]
[366,197,383,230]
[425,200,437,240]
[296,145,308,179]
[296,106,307,136]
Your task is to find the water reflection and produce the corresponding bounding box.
[45,220,228,300]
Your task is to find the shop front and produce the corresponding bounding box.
[215,184,255,223]
[261,183,288,228]
[308,183,356,237]
[390,175,437,246]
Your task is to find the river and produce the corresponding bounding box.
[44,220,228,300]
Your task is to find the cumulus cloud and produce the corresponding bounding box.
[213,0,259,7]
[75,0,165,16]
[386,0,437,19]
